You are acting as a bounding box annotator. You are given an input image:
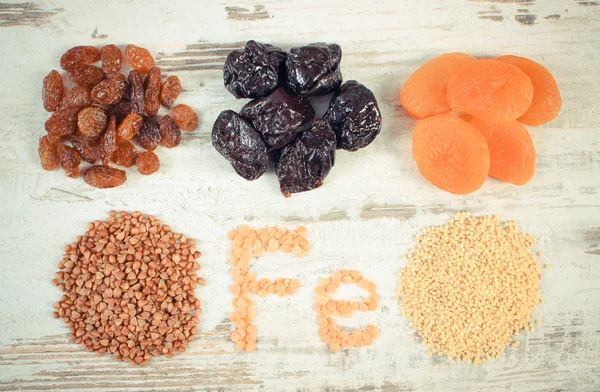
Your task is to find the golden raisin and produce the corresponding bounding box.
[56,144,81,178]
[100,44,122,75]
[82,165,127,188]
[59,85,91,109]
[45,106,79,137]
[77,107,107,138]
[69,133,96,164]
[124,44,154,74]
[67,64,105,88]
[172,104,198,131]
[100,116,117,165]
[105,100,131,124]
[116,113,143,143]
[42,70,64,112]
[160,76,181,108]
[91,74,127,106]
[136,151,160,175]
[159,115,181,148]
[143,66,161,117]
[128,70,145,115]
[39,135,60,171]
[136,117,161,151]
[111,141,138,167]
[60,46,101,70]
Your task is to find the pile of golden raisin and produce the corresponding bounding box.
[40,44,198,188]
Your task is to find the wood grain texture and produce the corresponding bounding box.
[0,0,599,391]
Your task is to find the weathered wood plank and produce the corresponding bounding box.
[0,0,599,391]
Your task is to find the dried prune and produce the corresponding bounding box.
[160,76,181,108]
[67,64,105,88]
[136,117,161,151]
[45,106,79,137]
[100,115,117,165]
[42,70,64,112]
[91,74,127,106]
[39,135,60,171]
[324,80,382,151]
[172,104,198,131]
[69,133,96,164]
[128,70,145,115]
[77,107,107,138]
[60,46,101,70]
[111,141,138,167]
[100,44,122,75]
[276,120,336,197]
[57,144,81,178]
[59,85,91,109]
[136,151,160,175]
[83,165,127,188]
[212,110,268,180]
[159,115,181,148]
[116,113,143,143]
[223,40,286,99]
[241,87,315,150]
[124,44,154,74]
[105,100,131,124]
[286,43,342,96]
[143,66,161,117]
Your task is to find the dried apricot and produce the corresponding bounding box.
[83,165,127,188]
[56,144,81,178]
[172,104,198,131]
[159,115,181,148]
[136,151,160,175]
[447,59,534,124]
[136,117,161,151]
[496,55,561,126]
[67,64,105,88]
[143,66,161,117]
[59,85,91,109]
[124,44,154,74]
[400,53,475,119]
[160,76,181,108]
[60,46,101,70]
[42,70,64,112]
[454,112,473,122]
[128,70,145,115]
[412,114,490,195]
[116,113,143,143]
[111,141,138,167]
[91,74,127,106]
[100,44,122,76]
[39,135,60,171]
[69,133,97,164]
[468,118,536,186]
[100,116,117,165]
[77,107,107,138]
[45,106,79,137]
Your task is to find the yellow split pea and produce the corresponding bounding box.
[397,212,543,364]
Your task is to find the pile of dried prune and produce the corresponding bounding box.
[213,40,382,197]
[40,44,198,188]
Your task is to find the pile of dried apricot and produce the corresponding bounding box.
[40,44,198,188]
[400,54,561,194]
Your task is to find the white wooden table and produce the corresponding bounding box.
[1,1,599,391]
